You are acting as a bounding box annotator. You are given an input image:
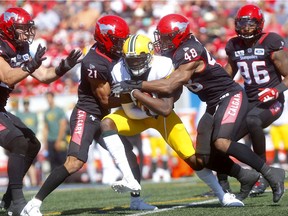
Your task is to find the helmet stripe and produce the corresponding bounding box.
[128,34,138,54]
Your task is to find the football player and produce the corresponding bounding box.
[23,15,156,216]
[112,14,286,203]
[101,33,252,207]
[218,4,288,197]
[0,7,82,216]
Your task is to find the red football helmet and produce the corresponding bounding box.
[235,4,264,40]
[94,15,130,56]
[0,7,35,45]
[154,14,190,54]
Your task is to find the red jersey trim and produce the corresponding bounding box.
[0,123,7,131]
[95,48,112,63]
[71,109,86,145]
[258,33,269,45]
[221,92,242,124]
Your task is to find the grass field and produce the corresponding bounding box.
[1,176,288,216]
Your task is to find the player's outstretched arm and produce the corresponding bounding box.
[31,49,82,84]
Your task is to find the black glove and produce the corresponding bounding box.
[22,44,47,73]
[111,80,143,96]
[55,49,82,76]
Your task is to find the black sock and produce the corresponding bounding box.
[8,153,25,201]
[217,173,228,181]
[36,165,70,201]
[228,163,241,178]
[130,166,141,197]
[227,141,264,171]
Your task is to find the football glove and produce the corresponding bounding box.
[55,49,82,76]
[258,87,279,103]
[111,80,143,96]
[22,44,47,74]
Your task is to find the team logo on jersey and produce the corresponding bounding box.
[89,64,95,69]
[23,54,29,61]
[234,50,244,57]
[171,21,189,33]
[254,48,264,55]
[183,47,189,52]
[98,23,115,34]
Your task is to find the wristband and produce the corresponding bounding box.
[275,82,288,93]
[130,89,138,105]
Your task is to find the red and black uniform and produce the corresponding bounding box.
[172,35,247,142]
[68,43,134,163]
[0,38,39,154]
[226,32,284,159]
[164,35,252,175]
[68,43,118,162]
[0,38,41,209]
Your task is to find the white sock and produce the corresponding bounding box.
[195,168,225,201]
[103,134,134,180]
[33,197,42,207]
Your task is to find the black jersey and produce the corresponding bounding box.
[76,43,119,118]
[225,32,284,103]
[0,39,30,109]
[172,35,241,107]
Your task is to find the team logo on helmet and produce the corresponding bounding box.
[4,12,18,22]
[171,21,189,33]
[98,22,116,35]
[148,42,154,52]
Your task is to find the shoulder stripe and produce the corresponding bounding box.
[258,33,269,45]
[95,48,112,62]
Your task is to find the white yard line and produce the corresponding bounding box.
[129,198,219,216]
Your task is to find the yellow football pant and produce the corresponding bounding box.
[103,109,195,160]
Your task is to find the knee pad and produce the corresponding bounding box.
[196,113,214,155]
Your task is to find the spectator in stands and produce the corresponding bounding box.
[43,91,68,171]
[16,98,39,187]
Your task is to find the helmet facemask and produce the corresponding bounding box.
[235,17,262,40]
[154,30,176,55]
[109,34,128,57]
[13,22,36,45]
[124,52,152,77]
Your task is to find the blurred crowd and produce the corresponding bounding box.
[0,0,288,97]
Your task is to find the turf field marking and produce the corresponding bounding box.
[129,198,219,216]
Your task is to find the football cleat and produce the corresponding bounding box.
[236,169,260,200]
[130,197,158,210]
[7,198,26,216]
[0,193,11,211]
[22,198,42,216]
[111,178,141,193]
[221,193,244,207]
[262,167,285,203]
[249,175,269,197]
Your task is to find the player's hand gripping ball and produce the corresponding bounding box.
[136,92,152,112]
